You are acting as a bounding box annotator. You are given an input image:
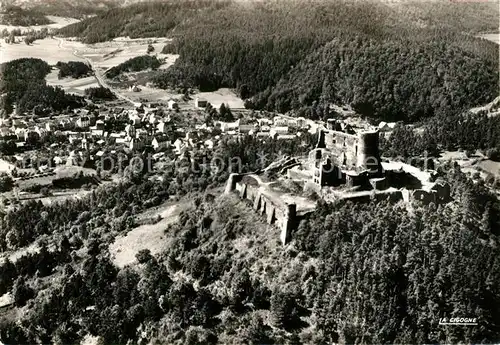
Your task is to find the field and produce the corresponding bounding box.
[196,88,245,109]
[15,165,96,189]
[118,85,245,109]
[45,68,98,95]
[80,37,173,70]
[0,159,15,173]
[0,15,80,32]
[45,68,99,96]
[477,159,500,176]
[109,201,186,268]
[0,37,87,64]
[1,35,244,108]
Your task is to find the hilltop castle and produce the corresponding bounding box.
[308,119,382,190]
[225,118,450,245]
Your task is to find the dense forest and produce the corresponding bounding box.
[84,86,116,101]
[0,5,51,26]
[0,58,85,115]
[56,61,93,79]
[379,109,500,162]
[155,0,499,122]
[249,37,498,121]
[106,55,162,79]
[29,0,119,18]
[57,1,230,43]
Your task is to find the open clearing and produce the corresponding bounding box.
[478,33,500,44]
[1,36,176,100]
[46,68,99,95]
[0,159,15,173]
[0,15,80,32]
[477,159,500,176]
[110,202,185,268]
[75,37,173,69]
[0,37,172,66]
[196,88,245,109]
[119,85,245,110]
[0,37,88,64]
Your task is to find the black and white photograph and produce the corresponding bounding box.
[0,0,499,343]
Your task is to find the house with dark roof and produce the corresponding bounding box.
[152,136,171,150]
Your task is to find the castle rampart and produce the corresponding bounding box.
[225,173,298,245]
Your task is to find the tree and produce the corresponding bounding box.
[240,314,273,345]
[147,44,155,54]
[0,173,14,192]
[7,32,15,44]
[219,103,233,121]
[12,278,34,307]
[40,187,51,197]
[136,249,153,264]
[24,36,35,45]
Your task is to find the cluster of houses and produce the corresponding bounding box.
[0,97,401,177]
[0,102,348,157]
[213,115,318,140]
[0,102,226,161]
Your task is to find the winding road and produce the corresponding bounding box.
[56,37,139,106]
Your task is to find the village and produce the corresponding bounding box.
[0,93,344,204]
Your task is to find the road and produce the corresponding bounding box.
[56,37,140,106]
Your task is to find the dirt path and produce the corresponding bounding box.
[57,38,139,106]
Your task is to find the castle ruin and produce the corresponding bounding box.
[309,119,382,190]
[224,118,451,245]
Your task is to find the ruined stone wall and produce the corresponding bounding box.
[225,173,297,244]
[340,190,403,203]
[356,131,381,172]
[320,130,381,173]
[324,131,359,169]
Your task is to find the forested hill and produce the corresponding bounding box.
[1,163,500,344]
[58,0,500,122]
[249,36,499,122]
[0,5,51,26]
[1,0,121,18]
[57,1,231,42]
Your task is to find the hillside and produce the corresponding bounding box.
[0,0,120,18]
[0,5,52,26]
[1,164,500,344]
[153,0,499,122]
[0,58,85,115]
[249,36,498,121]
[57,1,231,42]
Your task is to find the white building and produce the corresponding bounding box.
[76,116,90,128]
[96,120,105,131]
[269,126,289,138]
[35,126,47,138]
[129,84,141,92]
[152,136,170,150]
[173,138,185,155]
[168,100,179,110]
[125,124,136,138]
[215,119,240,132]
